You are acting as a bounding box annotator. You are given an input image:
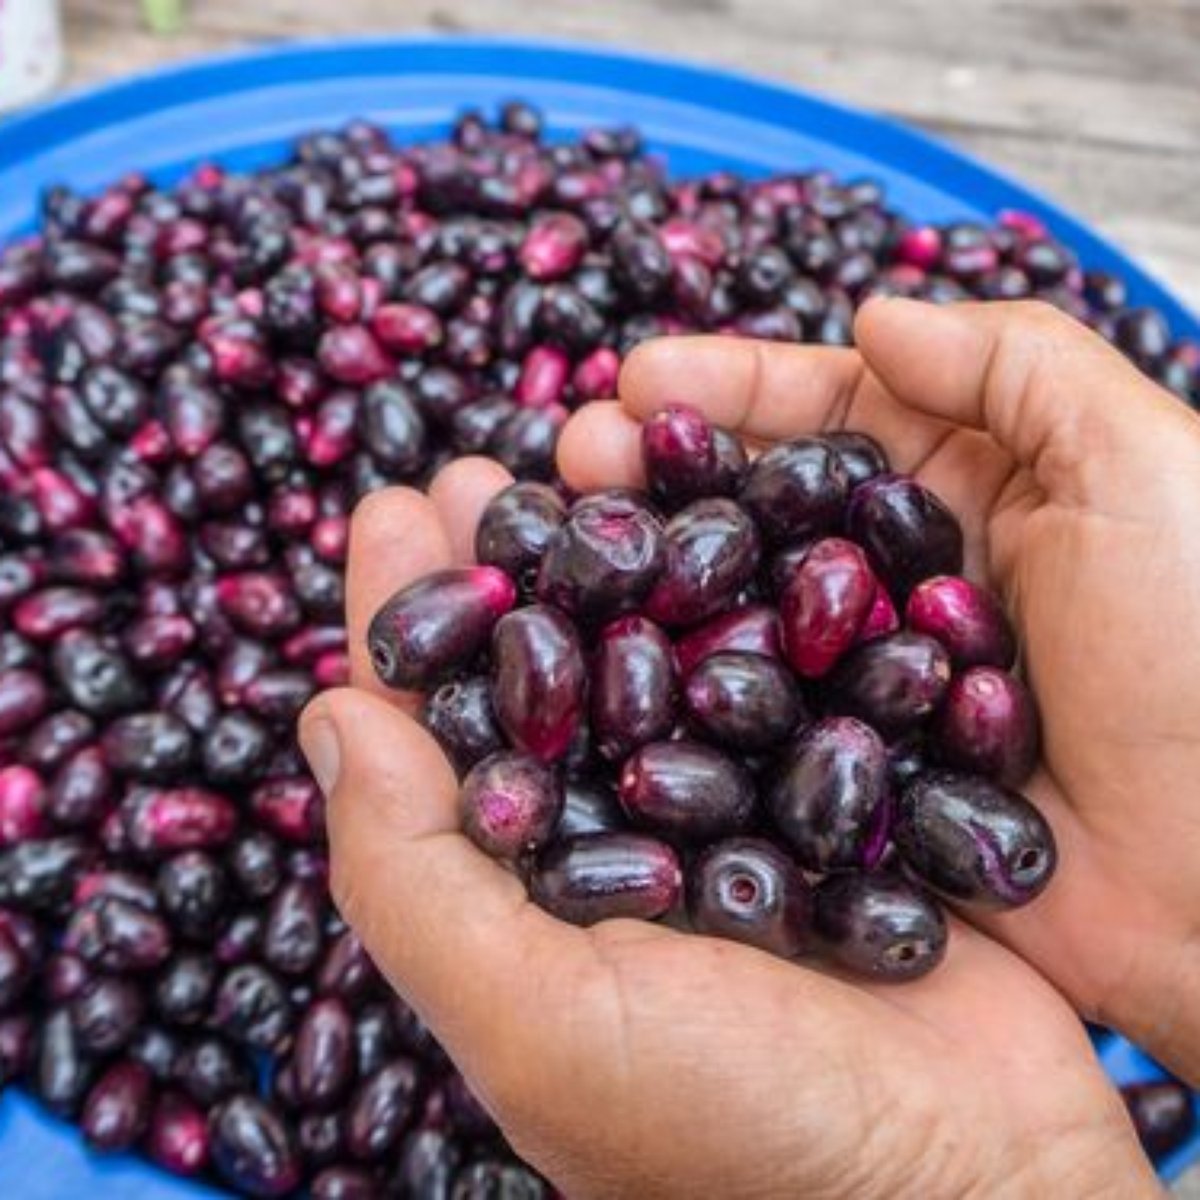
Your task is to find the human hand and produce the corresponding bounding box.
[298,299,1166,1197]
[561,297,1200,1086]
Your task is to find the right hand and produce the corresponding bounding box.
[563,297,1200,1084]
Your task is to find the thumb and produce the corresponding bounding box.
[298,687,581,1090]
[854,297,1200,512]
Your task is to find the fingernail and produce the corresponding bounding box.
[300,716,341,797]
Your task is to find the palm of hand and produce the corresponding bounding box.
[319,300,1187,1196]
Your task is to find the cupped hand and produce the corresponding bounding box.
[560,297,1200,1084]
[296,297,1170,1198]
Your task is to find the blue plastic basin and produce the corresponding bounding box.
[0,35,1195,1196]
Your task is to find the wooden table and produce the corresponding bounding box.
[54,2,1200,1196]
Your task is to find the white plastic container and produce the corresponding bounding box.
[0,0,63,112]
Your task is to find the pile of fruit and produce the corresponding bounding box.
[0,99,1194,1195]
[371,408,1053,982]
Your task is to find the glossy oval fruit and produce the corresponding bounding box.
[823,431,889,488]
[932,667,1039,785]
[738,437,848,544]
[1122,1081,1196,1160]
[895,771,1057,908]
[905,575,1017,669]
[827,631,952,736]
[474,482,567,597]
[641,403,746,508]
[643,498,761,627]
[683,651,805,751]
[555,778,627,839]
[590,616,676,761]
[812,872,947,981]
[345,1058,421,1162]
[673,604,782,677]
[210,1094,302,1198]
[687,837,810,957]
[846,475,963,596]
[491,605,586,762]
[293,997,355,1111]
[34,1007,96,1116]
[536,491,665,621]
[619,741,756,842]
[368,567,517,691]
[769,717,890,870]
[423,676,505,773]
[459,753,563,860]
[81,1060,153,1151]
[530,834,681,926]
[146,1090,209,1177]
[780,537,877,678]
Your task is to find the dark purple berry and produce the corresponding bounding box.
[812,872,947,981]
[827,631,952,736]
[619,741,756,842]
[590,615,677,761]
[210,1093,302,1198]
[932,667,1039,785]
[739,437,848,545]
[687,837,810,957]
[643,498,760,627]
[684,651,805,751]
[536,491,665,621]
[369,567,517,691]
[895,771,1057,908]
[847,475,963,596]
[769,717,890,871]
[530,834,681,925]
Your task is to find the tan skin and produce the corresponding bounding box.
[298,297,1200,1197]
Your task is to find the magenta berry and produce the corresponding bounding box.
[906,575,1017,669]
[779,537,876,678]
[932,667,1040,785]
[459,752,563,859]
[491,605,586,762]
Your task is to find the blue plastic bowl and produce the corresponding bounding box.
[0,35,1195,1197]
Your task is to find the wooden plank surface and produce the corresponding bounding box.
[50,2,1200,1195]
[58,0,1200,313]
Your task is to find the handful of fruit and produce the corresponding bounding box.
[369,404,1054,983]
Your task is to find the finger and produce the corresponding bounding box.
[855,297,1199,511]
[428,456,515,565]
[557,400,645,493]
[346,487,452,704]
[617,335,956,473]
[300,689,585,1080]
